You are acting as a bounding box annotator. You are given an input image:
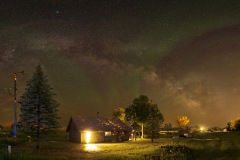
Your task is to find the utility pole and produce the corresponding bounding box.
[13,73,17,140]
[36,97,40,150]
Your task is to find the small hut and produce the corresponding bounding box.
[66,116,131,143]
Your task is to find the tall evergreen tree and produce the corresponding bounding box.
[19,65,60,131]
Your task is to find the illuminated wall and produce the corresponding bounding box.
[81,131,105,143]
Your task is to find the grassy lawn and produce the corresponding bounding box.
[1,129,240,159]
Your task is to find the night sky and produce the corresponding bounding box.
[1,0,240,127]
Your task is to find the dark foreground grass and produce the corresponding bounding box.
[1,129,240,159]
[187,132,240,160]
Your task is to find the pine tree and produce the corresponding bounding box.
[19,65,60,131]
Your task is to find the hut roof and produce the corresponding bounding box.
[66,116,131,132]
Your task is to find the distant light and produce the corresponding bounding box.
[200,126,205,132]
[86,131,91,143]
[14,73,17,81]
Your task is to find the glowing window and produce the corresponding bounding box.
[105,132,111,136]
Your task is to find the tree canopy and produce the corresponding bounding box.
[227,118,240,131]
[112,107,125,122]
[176,116,190,135]
[176,116,190,128]
[19,65,60,131]
[145,104,164,142]
[125,95,152,124]
[125,95,164,140]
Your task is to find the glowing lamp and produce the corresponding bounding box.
[86,131,91,143]
[200,126,205,132]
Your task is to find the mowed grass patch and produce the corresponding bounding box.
[1,130,240,159]
[188,132,240,160]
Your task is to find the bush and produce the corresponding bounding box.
[161,145,194,159]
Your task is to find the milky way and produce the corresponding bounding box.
[1,0,240,127]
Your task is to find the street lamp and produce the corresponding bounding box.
[12,73,17,139]
[12,71,24,140]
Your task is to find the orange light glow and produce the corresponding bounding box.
[14,73,17,81]
[86,131,91,143]
[85,144,99,151]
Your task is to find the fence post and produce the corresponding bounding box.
[8,145,11,154]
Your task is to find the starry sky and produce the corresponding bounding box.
[1,0,240,127]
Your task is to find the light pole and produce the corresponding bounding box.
[12,73,17,139]
[36,98,40,150]
[12,71,24,140]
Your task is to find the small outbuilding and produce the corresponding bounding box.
[66,116,131,143]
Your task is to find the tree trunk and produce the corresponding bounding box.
[151,125,154,143]
[141,123,144,139]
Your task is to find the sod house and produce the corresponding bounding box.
[66,116,131,143]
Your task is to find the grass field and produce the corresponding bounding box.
[1,129,240,160]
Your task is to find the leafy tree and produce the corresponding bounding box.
[233,118,240,131]
[145,104,164,142]
[176,116,190,127]
[227,120,235,131]
[112,107,125,122]
[19,65,60,132]
[227,118,240,131]
[176,116,190,135]
[125,95,164,140]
